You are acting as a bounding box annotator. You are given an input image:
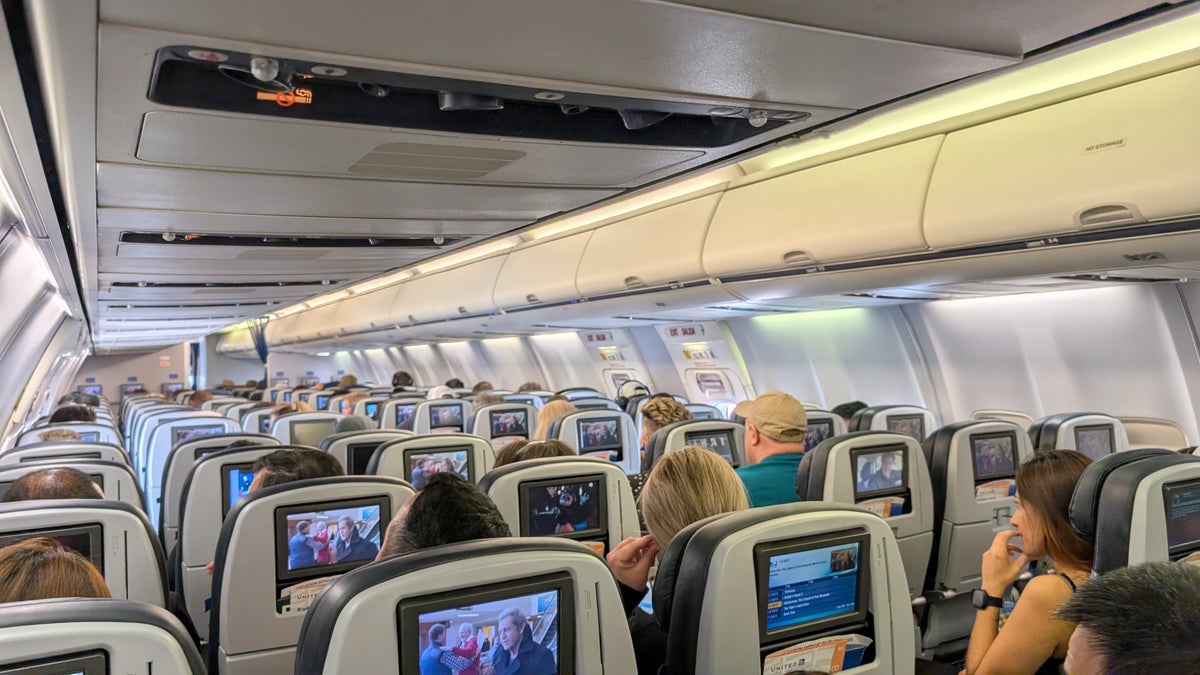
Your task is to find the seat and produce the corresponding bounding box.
[684,403,722,420]
[294,538,635,674]
[796,431,935,600]
[319,429,413,475]
[378,396,426,430]
[159,432,280,551]
[470,402,538,449]
[558,387,606,401]
[129,407,203,469]
[141,416,241,530]
[1027,412,1130,458]
[409,399,474,434]
[1117,416,1190,450]
[548,409,640,475]
[208,476,414,674]
[503,393,545,409]
[651,503,916,675]
[202,396,244,412]
[353,395,388,422]
[0,441,129,468]
[0,459,144,509]
[643,419,746,470]
[224,401,260,421]
[970,409,1035,430]
[918,420,1034,652]
[803,409,848,451]
[1069,448,1200,573]
[269,411,342,445]
[0,499,167,606]
[368,434,495,489]
[0,598,204,674]
[315,392,339,413]
[568,397,622,412]
[478,456,638,556]
[15,422,121,447]
[242,406,275,434]
[849,405,938,443]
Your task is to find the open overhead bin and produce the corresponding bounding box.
[493,233,591,309]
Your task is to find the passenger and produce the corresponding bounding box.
[335,374,358,392]
[376,473,511,559]
[474,392,505,407]
[0,537,110,603]
[531,399,576,441]
[963,450,1094,675]
[831,400,867,426]
[445,378,465,389]
[392,371,415,389]
[188,389,213,409]
[471,381,494,394]
[48,404,95,424]
[268,402,311,429]
[334,414,374,433]
[732,391,808,507]
[338,391,368,415]
[516,381,544,393]
[606,447,749,674]
[1056,561,1200,674]
[0,467,103,502]
[545,394,569,403]
[629,397,693,497]
[426,385,456,400]
[511,440,576,463]
[334,514,379,562]
[38,428,82,442]
[493,439,531,468]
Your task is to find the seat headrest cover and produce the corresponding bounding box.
[1029,412,1107,451]
[1068,448,1176,538]
[651,513,728,632]
[794,430,891,501]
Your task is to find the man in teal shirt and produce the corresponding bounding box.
[734,390,809,507]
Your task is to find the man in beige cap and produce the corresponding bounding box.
[734,390,808,507]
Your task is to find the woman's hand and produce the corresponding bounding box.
[606,534,659,591]
[980,530,1028,596]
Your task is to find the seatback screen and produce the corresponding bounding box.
[0,523,105,574]
[683,429,735,463]
[970,431,1019,482]
[519,475,607,540]
[0,649,107,675]
[315,395,331,410]
[346,442,380,475]
[274,496,388,582]
[428,403,464,431]
[1163,478,1200,553]
[271,378,290,387]
[290,419,336,447]
[576,417,622,458]
[755,530,870,641]
[405,447,473,490]
[77,431,100,442]
[221,462,257,518]
[77,384,102,396]
[118,383,143,399]
[852,444,907,499]
[804,419,834,452]
[395,404,416,427]
[1073,424,1114,460]
[886,414,925,441]
[364,402,379,420]
[161,382,184,396]
[489,410,529,439]
[172,424,224,446]
[259,415,272,434]
[300,377,320,387]
[282,391,293,403]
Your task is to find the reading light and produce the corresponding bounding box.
[249,57,280,83]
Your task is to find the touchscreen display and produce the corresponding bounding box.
[684,429,735,463]
[77,431,100,442]
[490,410,529,439]
[173,424,224,446]
[764,540,862,634]
[520,476,606,538]
[222,462,257,517]
[1074,425,1114,460]
[804,419,833,452]
[275,498,386,581]
[1164,479,1200,552]
[576,418,621,455]
[395,404,416,427]
[364,402,379,420]
[346,442,380,475]
[429,404,464,430]
[971,432,1018,481]
[853,445,906,498]
[0,524,105,574]
[407,448,471,490]
[290,419,336,447]
[886,414,925,441]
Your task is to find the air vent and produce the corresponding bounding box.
[1056,273,1182,283]
[118,232,462,248]
[111,280,341,289]
[105,302,272,309]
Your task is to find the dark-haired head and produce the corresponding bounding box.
[250,449,344,490]
[377,473,510,559]
[48,405,95,424]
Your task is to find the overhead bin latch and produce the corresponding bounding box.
[1076,204,1143,229]
[782,250,816,267]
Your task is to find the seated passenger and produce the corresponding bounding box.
[511,440,576,463]
[471,381,494,394]
[493,439,531,468]
[0,537,110,603]
[425,385,456,400]
[531,399,577,441]
[732,391,808,507]
[1057,562,1200,674]
[964,450,1093,675]
[832,400,868,426]
[516,381,543,393]
[48,404,96,424]
[335,374,358,393]
[607,446,748,674]
[339,391,368,415]
[38,427,82,442]
[392,370,415,390]
[474,392,505,407]
[334,414,374,433]
[629,397,693,498]
[188,390,213,409]
[268,401,311,428]
[376,473,511,559]
[445,378,466,389]
[1,467,103,502]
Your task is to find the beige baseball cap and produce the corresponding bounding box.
[734,390,808,443]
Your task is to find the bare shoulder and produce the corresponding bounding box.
[1020,574,1077,611]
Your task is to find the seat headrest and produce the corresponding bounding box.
[1068,448,1176,538]
[794,430,882,500]
[650,513,728,632]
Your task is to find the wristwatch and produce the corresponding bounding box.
[971,588,1004,610]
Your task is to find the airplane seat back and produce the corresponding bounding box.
[0,598,204,674]
[802,410,848,452]
[0,441,129,468]
[378,396,425,430]
[0,499,167,607]
[568,397,622,412]
[241,407,274,434]
[651,503,914,674]
[317,392,341,413]
[15,422,121,447]
[208,476,414,674]
[478,456,638,554]
[0,459,143,509]
[201,397,243,412]
[368,434,494,489]
[1069,449,1200,573]
[558,387,606,402]
[683,403,723,420]
[411,399,474,435]
[131,408,200,469]
[143,416,240,529]
[502,393,545,410]
[644,419,746,471]
[320,430,413,475]
[549,410,639,475]
[294,538,635,675]
[970,409,1035,430]
[849,405,938,443]
[270,411,342,446]
[1027,412,1129,458]
[918,420,1034,650]
[352,396,388,422]
[224,401,259,421]
[471,403,538,450]
[795,431,934,600]
[1117,416,1190,451]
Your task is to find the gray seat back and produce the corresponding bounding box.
[0,459,143,509]
[644,419,746,470]
[0,441,128,468]
[471,403,538,449]
[369,434,495,488]
[142,415,240,529]
[16,422,121,447]
[549,409,640,475]
[269,411,341,445]
[320,430,414,475]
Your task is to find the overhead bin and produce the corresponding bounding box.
[392,256,506,324]
[925,65,1200,249]
[702,136,942,276]
[493,233,591,308]
[576,193,722,296]
[215,329,254,355]
[330,285,403,335]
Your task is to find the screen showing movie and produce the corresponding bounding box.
[301,377,320,387]
[270,389,281,403]
[290,419,336,447]
[0,524,105,575]
[398,574,573,675]
[315,395,331,410]
[886,414,925,441]
[346,442,380,475]
[406,448,472,490]
[259,415,273,434]
[853,445,907,498]
[429,404,464,431]
[222,462,257,518]
[77,384,102,396]
[576,417,622,456]
[271,378,290,387]
[172,424,225,446]
[519,475,606,539]
[804,419,834,452]
[161,382,184,396]
[194,441,238,461]
[684,429,735,463]
[489,410,529,439]
[274,497,388,582]
[283,391,293,403]
[756,530,869,640]
[77,431,100,442]
[1074,424,1114,460]
[0,650,108,675]
[118,383,143,399]
[1163,479,1200,553]
[298,393,312,403]
[970,432,1019,482]
[365,402,380,420]
[396,404,416,427]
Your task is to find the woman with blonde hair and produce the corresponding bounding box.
[629,396,693,497]
[531,399,576,441]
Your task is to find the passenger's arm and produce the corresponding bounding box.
[606,535,658,616]
[968,574,1076,675]
[963,530,1028,675]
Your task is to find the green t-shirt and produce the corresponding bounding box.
[735,452,805,507]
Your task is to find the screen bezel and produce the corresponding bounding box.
[172,424,225,446]
[364,402,379,420]
[20,451,103,463]
[76,385,102,396]
[1073,424,1115,460]
[273,495,391,583]
[574,416,623,458]
[0,523,105,575]
[289,419,336,446]
[885,413,925,441]
[683,428,736,463]
[753,528,871,643]
[0,649,108,675]
[517,474,609,541]
[396,572,576,675]
[315,395,331,410]
[805,419,834,452]
[161,382,184,395]
[221,461,258,518]
[394,403,416,427]
[1162,477,1200,554]
[346,442,381,475]
[76,432,100,442]
[427,403,465,431]
[850,444,909,500]
[488,409,530,439]
[118,383,142,396]
[401,445,476,486]
[969,431,1020,482]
